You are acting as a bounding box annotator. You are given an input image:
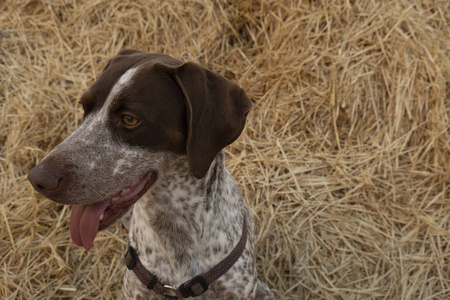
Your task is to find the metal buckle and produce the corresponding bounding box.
[163,284,181,299]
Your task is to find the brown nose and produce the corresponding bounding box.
[28,167,62,196]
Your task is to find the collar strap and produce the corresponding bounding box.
[125,216,248,299]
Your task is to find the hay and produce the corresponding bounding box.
[1,0,449,299]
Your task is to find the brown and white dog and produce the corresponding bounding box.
[28,50,274,299]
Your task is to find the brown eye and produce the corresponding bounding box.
[121,115,140,127]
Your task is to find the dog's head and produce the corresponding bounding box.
[27,50,252,250]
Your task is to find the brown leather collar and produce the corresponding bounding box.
[124,216,248,299]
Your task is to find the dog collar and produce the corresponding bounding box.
[124,216,248,299]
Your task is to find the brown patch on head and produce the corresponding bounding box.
[105,58,188,154]
[80,50,178,120]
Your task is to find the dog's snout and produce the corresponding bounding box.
[28,166,62,195]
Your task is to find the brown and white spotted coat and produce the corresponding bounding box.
[27,50,274,300]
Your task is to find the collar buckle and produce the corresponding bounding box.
[163,284,182,299]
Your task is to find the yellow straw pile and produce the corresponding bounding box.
[1,1,449,299]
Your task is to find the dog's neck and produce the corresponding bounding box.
[128,151,246,286]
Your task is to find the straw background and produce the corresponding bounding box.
[1,0,449,299]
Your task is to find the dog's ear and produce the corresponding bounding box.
[170,62,252,179]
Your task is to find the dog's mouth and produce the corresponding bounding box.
[69,171,158,251]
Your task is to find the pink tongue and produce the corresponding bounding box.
[70,199,110,251]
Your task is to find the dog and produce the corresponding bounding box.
[27,50,274,299]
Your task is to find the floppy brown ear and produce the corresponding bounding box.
[172,62,252,179]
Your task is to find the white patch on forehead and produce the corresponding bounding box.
[103,66,140,112]
[78,66,140,135]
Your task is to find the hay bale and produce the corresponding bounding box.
[1,0,448,299]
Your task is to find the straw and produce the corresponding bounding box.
[1,0,449,299]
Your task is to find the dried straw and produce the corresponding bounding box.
[1,0,449,299]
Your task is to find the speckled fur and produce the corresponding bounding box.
[123,152,264,299]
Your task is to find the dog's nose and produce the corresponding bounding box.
[28,167,61,195]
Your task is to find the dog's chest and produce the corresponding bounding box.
[122,157,257,299]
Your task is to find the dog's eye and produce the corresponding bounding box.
[121,115,140,127]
